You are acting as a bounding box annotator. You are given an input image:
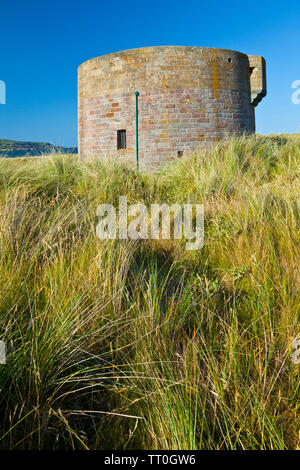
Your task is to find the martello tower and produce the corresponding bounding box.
[78,46,266,169]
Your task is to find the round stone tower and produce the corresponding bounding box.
[78,46,266,169]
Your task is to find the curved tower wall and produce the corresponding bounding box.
[78,46,266,169]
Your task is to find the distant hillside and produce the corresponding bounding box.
[0,139,78,158]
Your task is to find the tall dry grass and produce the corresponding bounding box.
[0,134,299,449]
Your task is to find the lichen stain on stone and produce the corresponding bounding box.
[212,56,219,100]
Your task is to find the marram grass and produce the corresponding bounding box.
[0,135,299,450]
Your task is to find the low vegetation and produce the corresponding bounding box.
[0,135,299,449]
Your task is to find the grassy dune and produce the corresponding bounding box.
[0,135,299,450]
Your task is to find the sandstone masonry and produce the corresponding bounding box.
[78,46,266,169]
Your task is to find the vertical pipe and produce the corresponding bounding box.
[134,91,139,170]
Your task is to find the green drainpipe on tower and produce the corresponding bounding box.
[134,91,139,171]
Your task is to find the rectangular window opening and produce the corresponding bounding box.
[117,130,126,150]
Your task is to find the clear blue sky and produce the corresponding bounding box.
[0,0,299,146]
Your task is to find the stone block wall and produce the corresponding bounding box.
[78,46,266,169]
